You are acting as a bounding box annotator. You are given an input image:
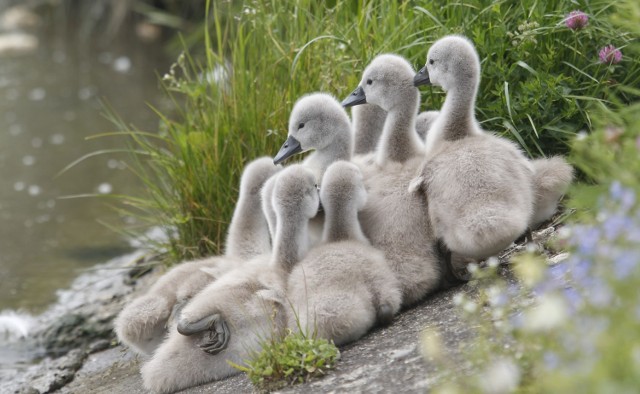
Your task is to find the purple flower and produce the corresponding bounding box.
[509,312,524,329]
[613,250,639,279]
[544,352,560,369]
[620,188,636,211]
[627,226,640,243]
[609,181,623,200]
[585,279,613,308]
[569,257,593,287]
[565,10,589,30]
[608,181,636,211]
[599,45,623,64]
[603,213,631,240]
[563,287,583,312]
[548,262,570,282]
[572,226,600,255]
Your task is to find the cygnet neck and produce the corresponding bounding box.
[352,104,387,155]
[309,126,352,182]
[425,75,480,156]
[224,186,270,258]
[322,198,368,244]
[271,210,311,273]
[376,90,423,165]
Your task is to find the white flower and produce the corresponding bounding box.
[480,358,521,394]
[632,345,640,369]
[486,286,502,306]
[463,300,478,313]
[452,292,465,306]
[420,329,443,360]
[558,226,572,239]
[524,293,567,332]
[513,253,545,287]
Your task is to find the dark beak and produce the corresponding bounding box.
[413,65,431,87]
[341,86,367,107]
[273,135,303,164]
[317,186,324,214]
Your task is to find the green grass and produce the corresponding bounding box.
[109,0,640,262]
[230,328,340,392]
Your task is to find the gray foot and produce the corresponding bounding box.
[177,314,230,355]
[437,239,471,289]
[167,298,190,329]
[376,303,395,326]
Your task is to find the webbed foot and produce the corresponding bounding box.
[436,239,471,289]
[177,314,230,355]
[376,303,395,326]
[167,297,190,329]
[524,227,534,244]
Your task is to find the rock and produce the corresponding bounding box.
[0,33,38,56]
[88,339,112,354]
[0,252,157,393]
[124,254,156,285]
[135,21,162,43]
[0,6,41,30]
[40,314,86,356]
[548,252,570,265]
[12,348,88,394]
[10,224,565,393]
[59,284,476,394]
[29,368,75,394]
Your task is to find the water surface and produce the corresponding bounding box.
[0,7,170,312]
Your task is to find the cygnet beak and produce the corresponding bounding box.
[316,186,324,214]
[414,66,431,87]
[341,86,367,107]
[273,135,303,164]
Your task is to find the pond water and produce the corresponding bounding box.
[0,6,170,313]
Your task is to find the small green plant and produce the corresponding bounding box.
[231,328,340,392]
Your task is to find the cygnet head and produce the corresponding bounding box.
[320,161,367,213]
[273,93,351,165]
[342,54,419,112]
[239,157,281,196]
[272,164,320,222]
[414,35,480,93]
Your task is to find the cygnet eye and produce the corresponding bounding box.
[298,122,305,129]
[366,78,373,85]
[429,58,435,65]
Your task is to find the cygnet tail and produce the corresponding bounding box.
[114,295,172,355]
[447,208,529,259]
[530,156,574,228]
[292,292,375,346]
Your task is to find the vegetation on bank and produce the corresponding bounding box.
[112,0,640,262]
[230,328,340,391]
